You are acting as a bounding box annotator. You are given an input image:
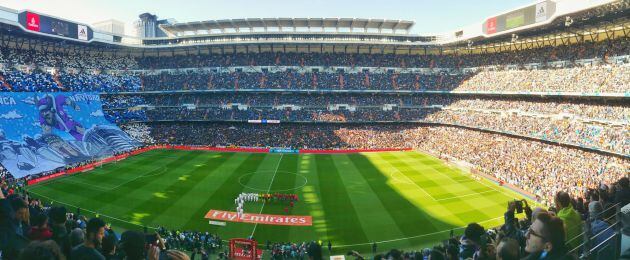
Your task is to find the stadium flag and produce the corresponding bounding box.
[535,2,548,23]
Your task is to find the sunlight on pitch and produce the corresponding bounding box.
[153,192,168,199]
[130,212,151,225]
[299,155,328,239]
[364,152,465,227]
[195,164,206,167]
[302,186,319,204]
[300,156,310,174]
[178,175,190,181]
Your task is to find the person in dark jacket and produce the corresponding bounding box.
[587,201,615,249]
[0,192,31,259]
[615,177,630,206]
[459,223,485,259]
[19,240,66,260]
[49,206,71,258]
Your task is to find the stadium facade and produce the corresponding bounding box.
[0,0,628,257]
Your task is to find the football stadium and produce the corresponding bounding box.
[0,0,629,259]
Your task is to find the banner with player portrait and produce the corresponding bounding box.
[0,92,139,178]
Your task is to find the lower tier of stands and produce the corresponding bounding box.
[121,122,629,206]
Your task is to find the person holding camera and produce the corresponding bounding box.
[501,199,532,249]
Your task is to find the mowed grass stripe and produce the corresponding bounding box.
[287,155,319,243]
[400,152,516,225]
[406,151,516,196]
[27,150,527,250]
[90,151,206,223]
[315,154,369,244]
[331,154,409,248]
[120,152,235,227]
[402,152,496,195]
[181,153,267,237]
[73,150,176,188]
[296,154,329,242]
[153,152,246,229]
[376,152,495,225]
[253,154,300,242]
[347,154,452,236]
[29,151,202,230]
[27,150,176,206]
[398,152,499,199]
[406,152,519,200]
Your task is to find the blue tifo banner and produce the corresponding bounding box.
[0,92,139,178]
[269,148,299,154]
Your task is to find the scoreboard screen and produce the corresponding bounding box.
[505,11,525,29]
[483,1,555,35]
[18,11,92,41]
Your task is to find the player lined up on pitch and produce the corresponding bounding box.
[235,193,299,204]
[234,192,301,219]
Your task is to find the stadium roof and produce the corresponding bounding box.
[159,18,415,36]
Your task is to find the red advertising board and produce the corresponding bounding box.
[486,17,497,34]
[205,210,312,226]
[26,12,40,31]
[300,148,411,154]
[230,238,262,260]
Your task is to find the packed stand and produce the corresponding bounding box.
[104,93,628,155]
[0,46,138,70]
[139,122,629,206]
[1,64,628,93]
[135,38,628,69]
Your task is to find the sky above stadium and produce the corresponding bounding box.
[1,0,533,35]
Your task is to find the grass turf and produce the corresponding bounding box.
[26,149,531,254]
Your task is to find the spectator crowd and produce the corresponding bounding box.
[130,122,629,207]
[3,164,629,260]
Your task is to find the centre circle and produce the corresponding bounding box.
[238,170,308,192]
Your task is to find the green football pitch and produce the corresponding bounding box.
[26,149,531,253]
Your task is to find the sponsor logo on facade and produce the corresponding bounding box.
[77,25,88,41]
[486,17,497,34]
[205,210,313,226]
[535,2,547,23]
[26,12,40,31]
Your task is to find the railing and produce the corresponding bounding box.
[566,202,625,259]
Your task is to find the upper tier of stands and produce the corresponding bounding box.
[0,37,626,71]
[0,64,628,93]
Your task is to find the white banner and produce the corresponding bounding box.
[77,25,88,41]
[208,220,226,226]
[535,2,548,23]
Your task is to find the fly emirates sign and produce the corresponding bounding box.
[205,210,312,226]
